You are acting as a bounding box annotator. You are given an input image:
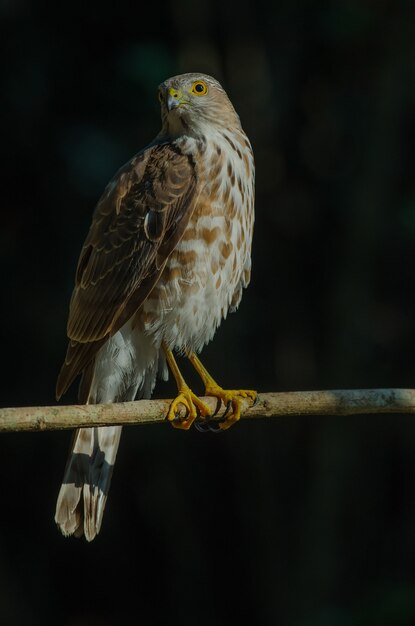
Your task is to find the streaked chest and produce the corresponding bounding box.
[139,129,255,349]
[171,129,254,283]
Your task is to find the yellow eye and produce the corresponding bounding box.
[191,81,208,96]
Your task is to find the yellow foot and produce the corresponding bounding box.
[205,386,257,430]
[167,387,211,430]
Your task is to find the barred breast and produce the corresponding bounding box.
[138,127,255,353]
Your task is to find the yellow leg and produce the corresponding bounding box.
[163,345,211,430]
[188,352,257,430]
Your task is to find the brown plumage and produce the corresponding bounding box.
[56,146,198,398]
[55,73,255,541]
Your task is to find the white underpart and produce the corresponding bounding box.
[89,318,168,405]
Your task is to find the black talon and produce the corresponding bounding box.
[207,422,224,434]
[195,421,211,433]
[220,399,233,421]
[252,394,259,407]
[211,397,222,417]
[195,418,225,433]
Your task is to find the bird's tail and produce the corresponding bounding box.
[55,325,166,540]
[55,425,122,542]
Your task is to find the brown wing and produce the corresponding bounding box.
[56,142,198,399]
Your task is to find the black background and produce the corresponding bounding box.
[2,1,415,624]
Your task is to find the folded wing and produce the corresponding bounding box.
[56,142,198,399]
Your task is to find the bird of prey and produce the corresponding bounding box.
[55,72,256,541]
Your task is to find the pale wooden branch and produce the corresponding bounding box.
[1,389,415,433]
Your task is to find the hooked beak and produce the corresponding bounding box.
[166,87,186,112]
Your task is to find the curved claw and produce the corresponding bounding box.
[186,353,256,430]
[195,421,211,433]
[194,398,234,431]
[167,388,211,430]
[218,397,242,431]
[210,396,223,418]
[207,422,225,434]
[195,420,224,434]
[203,387,257,431]
[220,399,233,422]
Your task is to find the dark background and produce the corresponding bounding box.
[1,1,415,624]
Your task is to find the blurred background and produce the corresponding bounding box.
[1,1,415,624]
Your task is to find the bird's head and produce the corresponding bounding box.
[157,73,241,137]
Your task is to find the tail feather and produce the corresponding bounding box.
[55,425,122,541]
[55,324,164,540]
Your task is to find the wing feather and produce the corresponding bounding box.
[56,141,198,399]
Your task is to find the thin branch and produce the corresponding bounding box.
[1,389,415,433]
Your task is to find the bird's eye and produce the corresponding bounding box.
[191,81,208,96]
